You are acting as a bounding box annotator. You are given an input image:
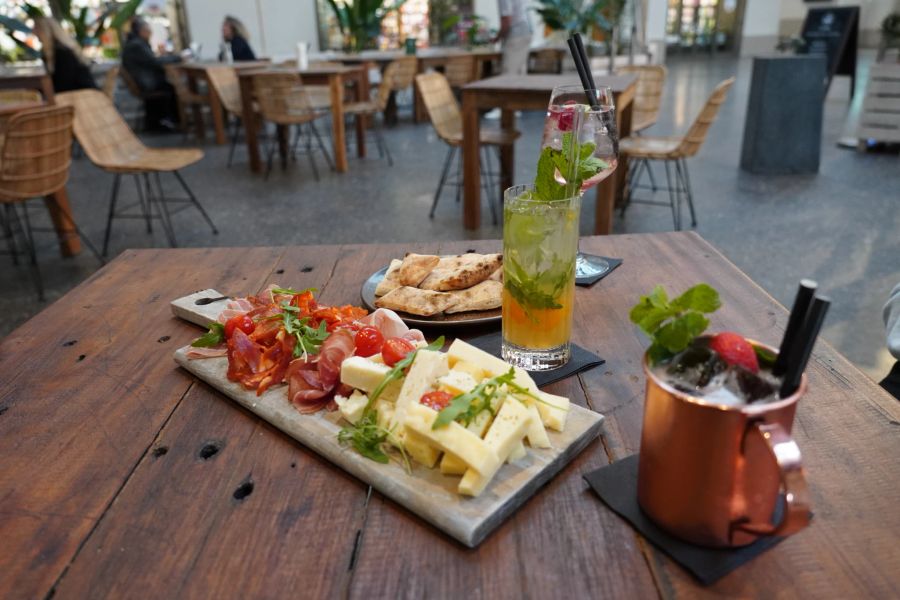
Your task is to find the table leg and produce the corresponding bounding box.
[330,74,348,173]
[207,78,227,145]
[356,68,369,158]
[277,125,288,169]
[594,90,634,235]
[40,75,55,103]
[462,90,481,230]
[616,93,634,204]
[186,71,205,140]
[414,62,427,123]
[44,188,81,257]
[240,75,262,173]
[499,109,515,193]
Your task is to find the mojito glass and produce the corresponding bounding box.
[502,184,581,371]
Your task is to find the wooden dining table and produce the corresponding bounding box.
[0,65,82,257]
[1,232,897,598]
[237,64,368,174]
[462,73,637,235]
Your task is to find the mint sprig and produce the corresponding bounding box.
[533,132,608,201]
[629,284,721,364]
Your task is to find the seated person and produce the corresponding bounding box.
[121,17,180,131]
[33,17,97,93]
[220,16,256,62]
[881,283,900,399]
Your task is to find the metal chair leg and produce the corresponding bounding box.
[17,202,44,301]
[310,121,334,171]
[374,117,393,167]
[147,173,177,247]
[455,145,462,204]
[646,160,659,192]
[680,158,698,227]
[481,146,498,226]
[673,160,684,231]
[172,170,218,235]
[430,146,456,219]
[50,197,105,264]
[133,174,152,234]
[227,118,241,168]
[663,160,679,231]
[2,204,19,265]
[305,125,320,182]
[102,173,121,256]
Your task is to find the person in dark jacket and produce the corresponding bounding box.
[121,17,180,131]
[33,17,97,93]
[220,16,256,61]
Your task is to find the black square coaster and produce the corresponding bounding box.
[583,454,786,585]
[576,255,623,287]
[466,331,604,388]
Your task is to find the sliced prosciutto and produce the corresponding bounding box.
[357,308,424,343]
[285,329,355,412]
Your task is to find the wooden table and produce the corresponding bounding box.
[0,68,82,257]
[237,65,368,174]
[2,232,897,598]
[181,61,272,144]
[462,73,637,234]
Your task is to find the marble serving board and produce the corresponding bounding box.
[171,290,605,547]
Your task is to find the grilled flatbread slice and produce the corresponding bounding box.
[445,280,502,314]
[488,267,502,282]
[419,253,503,292]
[397,253,440,287]
[375,259,403,296]
[375,286,457,317]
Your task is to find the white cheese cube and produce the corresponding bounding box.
[524,403,551,449]
[508,441,527,462]
[403,429,442,468]
[335,390,369,425]
[458,397,531,496]
[452,360,485,382]
[534,391,569,431]
[465,409,494,438]
[389,350,449,434]
[374,399,394,432]
[340,356,401,401]
[404,403,500,476]
[447,339,538,393]
[437,370,478,396]
[440,452,468,475]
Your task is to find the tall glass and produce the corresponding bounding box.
[501,184,581,371]
[543,85,618,279]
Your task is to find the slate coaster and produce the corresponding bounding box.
[576,255,623,287]
[583,454,786,585]
[467,331,605,388]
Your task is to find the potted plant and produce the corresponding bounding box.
[325,0,408,52]
[533,0,625,70]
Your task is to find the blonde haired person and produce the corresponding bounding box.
[33,17,97,92]
[220,15,256,61]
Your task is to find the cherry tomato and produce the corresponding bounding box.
[224,314,255,338]
[381,337,416,366]
[420,390,453,411]
[354,326,385,358]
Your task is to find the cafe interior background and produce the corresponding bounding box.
[0,0,898,382]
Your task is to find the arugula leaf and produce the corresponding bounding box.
[280,302,331,358]
[629,283,721,364]
[191,322,225,347]
[433,369,515,429]
[338,412,389,463]
[271,286,317,296]
[367,336,445,407]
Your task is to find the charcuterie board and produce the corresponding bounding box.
[171,290,604,547]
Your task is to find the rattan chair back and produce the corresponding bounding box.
[102,64,120,99]
[55,89,146,170]
[0,88,43,106]
[372,58,416,112]
[0,105,73,200]
[206,66,243,115]
[677,76,734,157]
[443,56,476,87]
[253,72,317,124]
[618,65,667,132]
[415,71,462,143]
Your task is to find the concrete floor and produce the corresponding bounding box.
[1,52,898,381]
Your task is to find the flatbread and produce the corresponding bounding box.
[375,259,403,296]
[445,280,502,314]
[375,286,457,317]
[397,253,440,287]
[419,253,503,292]
[488,267,502,282]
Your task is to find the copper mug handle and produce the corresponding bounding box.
[735,422,811,537]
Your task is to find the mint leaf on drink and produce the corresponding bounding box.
[629,283,721,364]
[532,132,608,201]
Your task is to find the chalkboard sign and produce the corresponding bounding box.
[799,6,859,96]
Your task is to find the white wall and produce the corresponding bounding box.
[183,0,319,60]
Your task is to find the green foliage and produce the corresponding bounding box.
[629,283,721,364]
[533,132,607,201]
[533,0,623,37]
[504,254,570,317]
[338,412,390,463]
[191,322,226,347]
[325,0,408,52]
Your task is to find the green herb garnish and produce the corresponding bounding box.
[533,132,608,201]
[271,286,317,296]
[504,254,571,317]
[280,302,330,358]
[367,336,445,407]
[191,322,226,347]
[629,283,721,364]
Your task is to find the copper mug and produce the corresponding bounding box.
[637,342,812,548]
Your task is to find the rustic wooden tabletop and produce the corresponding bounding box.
[2,232,897,598]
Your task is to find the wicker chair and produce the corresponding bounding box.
[0,89,44,146]
[617,65,668,194]
[56,89,217,255]
[341,58,417,166]
[102,64,120,99]
[415,71,519,223]
[165,64,209,137]
[206,66,247,167]
[619,77,735,230]
[253,72,332,180]
[119,67,168,131]
[443,55,477,89]
[0,105,102,299]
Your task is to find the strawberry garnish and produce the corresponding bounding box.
[709,332,759,373]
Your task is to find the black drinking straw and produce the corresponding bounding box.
[566,36,599,109]
[773,279,818,377]
[573,33,597,91]
[779,295,830,398]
